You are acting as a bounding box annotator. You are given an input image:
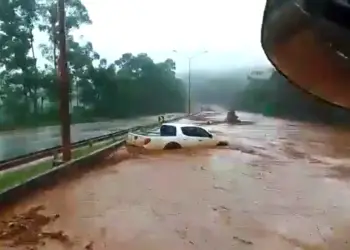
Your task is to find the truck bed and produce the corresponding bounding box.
[135,128,160,136]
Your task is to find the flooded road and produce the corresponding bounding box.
[0,114,181,161]
[2,112,350,249]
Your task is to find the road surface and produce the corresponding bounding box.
[0,113,182,162]
[1,111,350,250]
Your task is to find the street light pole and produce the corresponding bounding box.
[188,58,191,114]
[58,0,71,161]
[173,50,207,114]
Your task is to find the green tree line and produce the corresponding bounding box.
[232,70,350,125]
[0,0,186,130]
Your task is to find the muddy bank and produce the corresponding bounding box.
[0,205,70,249]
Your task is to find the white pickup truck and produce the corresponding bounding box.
[126,123,226,150]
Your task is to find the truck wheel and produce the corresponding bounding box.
[164,142,182,150]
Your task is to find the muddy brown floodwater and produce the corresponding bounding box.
[2,112,350,250]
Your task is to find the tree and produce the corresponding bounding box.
[37,0,91,70]
[79,53,186,118]
[0,0,40,119]
[0,0,186,130]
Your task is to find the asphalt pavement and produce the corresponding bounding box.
[0,113,182,161]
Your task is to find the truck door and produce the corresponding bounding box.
[180,126,215,147]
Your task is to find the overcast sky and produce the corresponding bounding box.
[35,0,272,72]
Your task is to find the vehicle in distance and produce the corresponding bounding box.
[126,123,228,150]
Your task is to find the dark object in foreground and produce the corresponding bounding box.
[261,0,350,109]
[217,141,229,146]
[226,111,240,124]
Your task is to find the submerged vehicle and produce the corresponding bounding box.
[226,110,240,124]
[126,123,227,150]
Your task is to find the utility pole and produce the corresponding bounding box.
[173,50,207,114]
[58,0,71,161]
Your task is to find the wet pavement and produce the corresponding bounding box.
[2,111,350,249]
[0,114,181,161]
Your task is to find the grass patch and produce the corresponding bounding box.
[0,161,52,192]
[0,139,116,192]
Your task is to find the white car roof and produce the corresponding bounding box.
[162,123,202,128]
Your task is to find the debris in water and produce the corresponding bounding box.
[212,205,230,211]
[85,240,94,250]
[316,225,327,243]
[219,205,229,211]
[42,230,70,242]
[175,229,187,239]
[213,185,230,192]
[232,236,253,245]
[0,205,70,248]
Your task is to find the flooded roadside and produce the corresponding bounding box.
[1,112,350,249]
[0,113,182,162]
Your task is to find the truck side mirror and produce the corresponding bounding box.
[261,0,350,109]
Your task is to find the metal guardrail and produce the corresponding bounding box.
[0,140,127,206]
[0,115,184,171]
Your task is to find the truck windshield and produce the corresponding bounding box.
[160,125,177,136]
